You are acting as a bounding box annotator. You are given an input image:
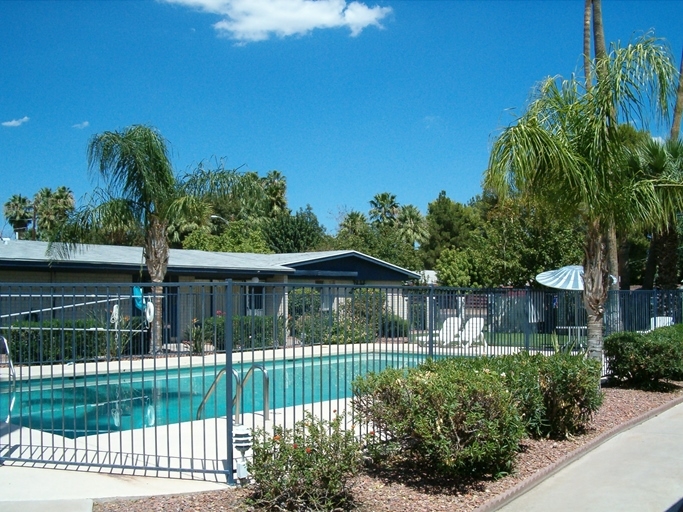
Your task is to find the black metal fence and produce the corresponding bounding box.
[0,282,680,482]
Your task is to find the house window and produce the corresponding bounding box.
[246,285,264,315]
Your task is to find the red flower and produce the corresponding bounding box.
[305,447,312,454]
[292,443,298,449]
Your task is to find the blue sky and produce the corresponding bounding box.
[1,0,682,237]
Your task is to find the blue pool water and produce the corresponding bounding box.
[0,353,427,438]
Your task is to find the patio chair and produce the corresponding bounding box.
[415,316,461,346]
[637,316,674,334]
[447,316,487,348]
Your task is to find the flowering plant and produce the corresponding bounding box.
[248,412,363,511]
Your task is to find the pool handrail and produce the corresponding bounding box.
[196,368,239,421]
[235,365,270,423]
[196,364,270,423]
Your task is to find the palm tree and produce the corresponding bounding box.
[369,192,399,226]
[3,194,32,239]
[397,204,427,249]
[639,46,683,289]
[635,139,683,289]
[33,186,75,240]
[56,125,206,353]
[485,35,679,362]
[262,170,288,217]
[339,210,368,235]
[672,46,683,141]
[182,161,269,224]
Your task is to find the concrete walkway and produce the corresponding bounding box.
[495,400,683,512]
[0,465,228,512]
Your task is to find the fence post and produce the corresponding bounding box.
[225,279,235,485]
[524,289,530,351]
[428,284,435,357]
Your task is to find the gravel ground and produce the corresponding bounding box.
[93,383,683,512]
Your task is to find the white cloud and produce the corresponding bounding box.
[2,116,30,127]
[72,121,90,129]
[163,0,392,42]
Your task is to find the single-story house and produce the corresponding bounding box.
[0,240,420,345]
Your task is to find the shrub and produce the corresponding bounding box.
[379,313,410,338]
[353,363,524,479]
[464,353,602,438]
[604,327,683,388]
[7,318,143,364]
[206,315,285,351]
[535,353,603,437]
[248,412,363,511]
[486,353,602,438]
[287,288,322,317]
[338,288,387,337]
[291,314,373,345]
[454,354,548,438]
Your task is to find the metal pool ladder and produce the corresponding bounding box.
[196,364,270,423]
[1,336,17,423]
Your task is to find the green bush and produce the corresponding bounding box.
[484,353,603,438]
[534,353,603,437]
[291,314,373,345]
[204,315,285,351]
[248,412,363,511]
[7,318,141,364]
[453,354,548,438]
[287,288,322,317]
[353,363,524,479]
[354,351,603,477]
[604,327,683,388]
[379,313,410,338]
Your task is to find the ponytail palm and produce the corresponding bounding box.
[485,35,680,361]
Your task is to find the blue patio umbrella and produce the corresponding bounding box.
[535,265,585,290]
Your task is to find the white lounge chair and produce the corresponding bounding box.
[449,317,487,348]
[415,317,461,346]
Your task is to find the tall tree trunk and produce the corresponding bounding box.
[642,232,660,290]
[656,227,679,289]
[146,216,170,353]
[618,235,630,290]
[671,46,683,141]
[607,223,619,291]
[583,0,593,88]
[584,219,609,362]
[592,0,607,63]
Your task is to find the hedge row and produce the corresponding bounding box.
[6,319,144,363]
[352,353,603,479]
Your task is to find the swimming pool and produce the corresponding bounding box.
[0,352,428,438]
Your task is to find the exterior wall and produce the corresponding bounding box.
[0,271,136,326]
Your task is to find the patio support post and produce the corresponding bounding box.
[225,279,235,485]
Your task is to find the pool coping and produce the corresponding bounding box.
[1,341,515,382]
